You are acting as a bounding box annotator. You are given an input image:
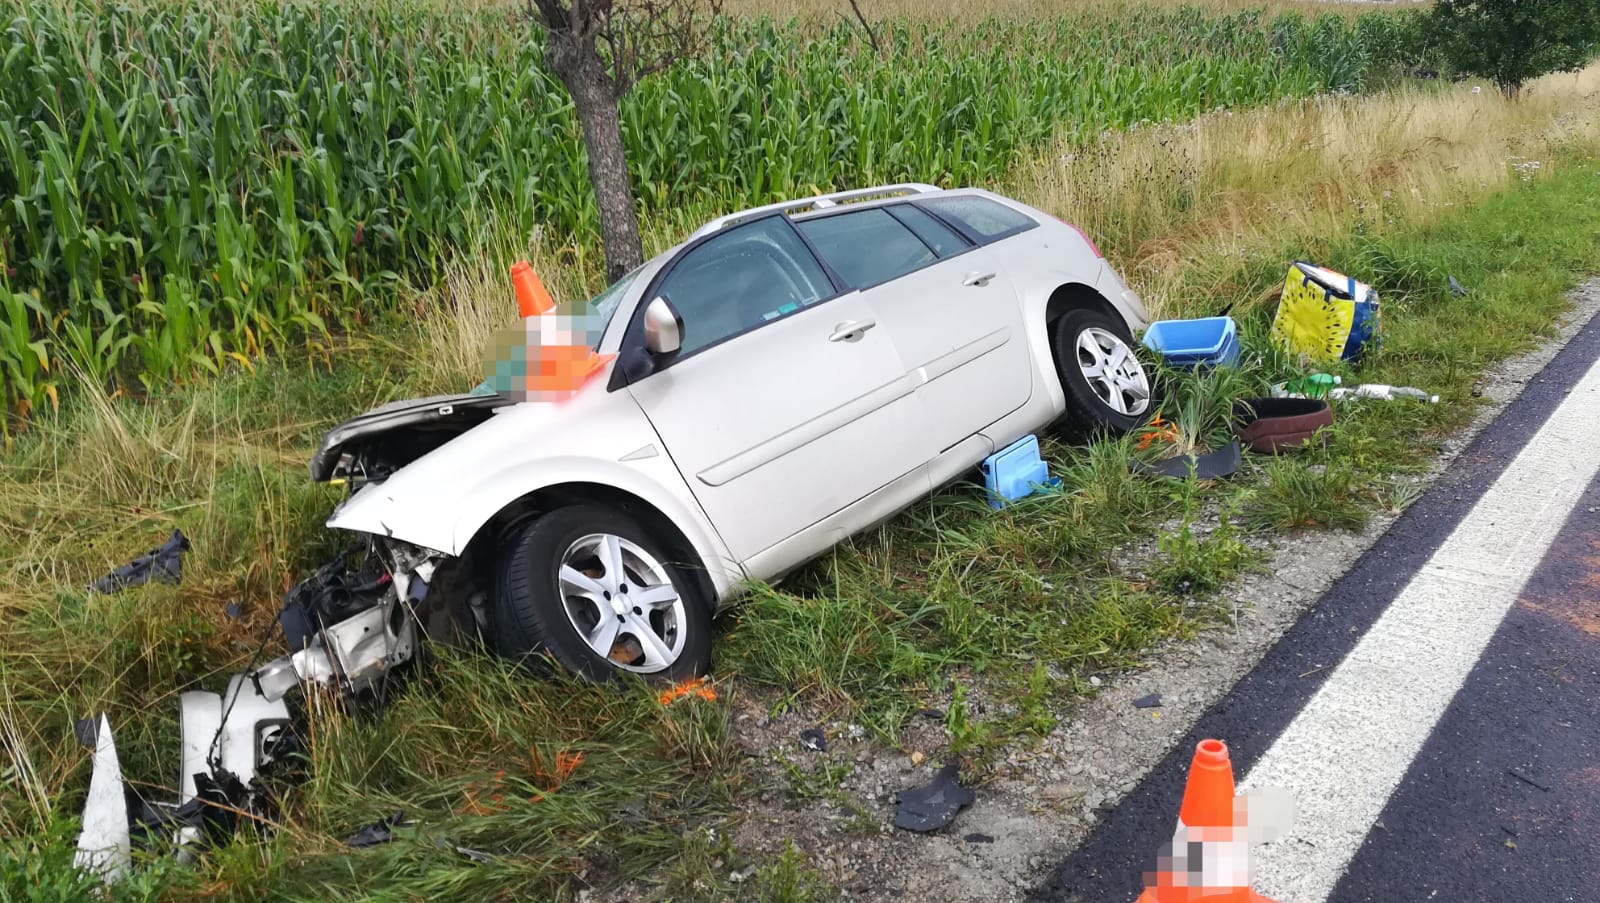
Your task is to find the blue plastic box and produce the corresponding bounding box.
[982,434,1059,510]
[1141,316,1240,368]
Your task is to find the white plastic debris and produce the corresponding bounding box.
[73,714,130,884]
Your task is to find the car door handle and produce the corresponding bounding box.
[828,319,876,342]
[963,271,997,287]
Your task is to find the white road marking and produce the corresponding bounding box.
[1240,357,1600,901]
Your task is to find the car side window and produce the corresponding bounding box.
[654,216,836,356]
[887,203,971,257]
[915,196,1037,244]
[795,208,938,289]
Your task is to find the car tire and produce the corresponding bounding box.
[491,505,712,682]
[1051,306,1154,436]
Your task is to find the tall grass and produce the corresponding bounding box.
[0,0,1423,417]
[1008,63,1600,320]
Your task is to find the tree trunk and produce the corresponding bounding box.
[547,41,645,284]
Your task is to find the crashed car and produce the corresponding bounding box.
[287,184,1152,684]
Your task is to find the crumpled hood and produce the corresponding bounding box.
[322,377,662,555]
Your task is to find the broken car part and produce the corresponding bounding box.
[176,673,291,851]
[89,528,189,594]
[252,541,442,702]
[895,762,975,833]
[345,810,406,848]
[308,393,509,486]
[73,714,130,884]
[1131,440,1243,481]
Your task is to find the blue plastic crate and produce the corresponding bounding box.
[1141,316,1240,368]
[982,434,1060,510]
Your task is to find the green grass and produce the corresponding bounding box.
[3,141,1600,903]
[0,0,1430,416]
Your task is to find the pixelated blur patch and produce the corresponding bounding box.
[482,302,608,402]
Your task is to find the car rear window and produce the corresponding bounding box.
[915,196,1036,244]
[887,204,970,257]
[795,207,937,289]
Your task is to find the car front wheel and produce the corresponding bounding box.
[491,505,711,681]
[1051,306,1153,436]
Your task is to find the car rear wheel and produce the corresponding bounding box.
[492,505,711,681]
[1051,307,1153,436]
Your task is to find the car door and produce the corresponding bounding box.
[624,214,930,564]
[793,203,1034,455]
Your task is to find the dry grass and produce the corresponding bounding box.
[1007,63,1600,318]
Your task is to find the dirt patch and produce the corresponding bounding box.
[675,281,1600,902]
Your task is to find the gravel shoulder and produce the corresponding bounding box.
[715,279,1600,902]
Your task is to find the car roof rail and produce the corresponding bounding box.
[688,183,943,240]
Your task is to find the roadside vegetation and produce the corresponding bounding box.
[0,0,1427,417]
[4,0,1600,897]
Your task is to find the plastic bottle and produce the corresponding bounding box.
[1328,384,1439,403]
[1271,373,1341,398]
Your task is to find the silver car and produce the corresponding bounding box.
[302,184,1152,685]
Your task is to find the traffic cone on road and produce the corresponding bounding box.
[1136,739,1279,902]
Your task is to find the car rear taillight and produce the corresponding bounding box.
[1058,218,1102,258]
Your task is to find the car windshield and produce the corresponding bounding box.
[588,263,646,344]
[468,263,647,397]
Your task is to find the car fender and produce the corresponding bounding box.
[454,454,742,598]
[324,389,741,599]
[1000,254,1148,421]
[1004,257,1110,416]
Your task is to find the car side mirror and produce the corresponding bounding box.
[643,296,684,356]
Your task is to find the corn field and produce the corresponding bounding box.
[0,0,1429,415]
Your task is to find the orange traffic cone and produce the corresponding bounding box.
[512,260,555,317]
[508,261,614,397]
[1136,739,1278,903]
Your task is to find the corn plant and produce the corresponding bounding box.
[0,0,1428,416]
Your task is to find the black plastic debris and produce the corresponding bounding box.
[1133,693,1163,709]
[73,716,100,748]
[917,708,943,721]
[89,529,190,594]
[279,551,390,652]
[963,832,995,844]
[1132,441,1242,481]
[799,728,827,752]
[895,762,974,833]
[180,770,255,846]
[345,810,406,848]
[1448,275,1468,297]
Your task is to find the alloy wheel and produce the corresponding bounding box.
[1076,327,1151,417]
[557,533,687,673]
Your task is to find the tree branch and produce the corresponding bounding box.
[846,0,879,54]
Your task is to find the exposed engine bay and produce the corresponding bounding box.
[308,392,508,485]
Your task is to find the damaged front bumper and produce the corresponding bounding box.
[75,538,461,883]
[249,539,448,702]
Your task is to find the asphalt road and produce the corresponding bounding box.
[1032,311,1600,903]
